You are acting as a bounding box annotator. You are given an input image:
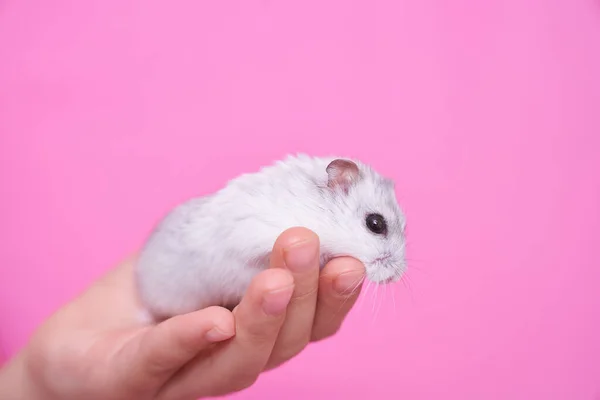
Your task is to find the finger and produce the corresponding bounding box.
[119,306,235,394]
[310,257,365,342]
[264,227,320,369]
[157,268,294,399]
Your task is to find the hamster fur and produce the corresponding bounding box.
[135,153,407,320]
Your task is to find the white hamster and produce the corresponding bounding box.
[135,154,407,320]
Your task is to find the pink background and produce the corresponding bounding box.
[1,0,599,399]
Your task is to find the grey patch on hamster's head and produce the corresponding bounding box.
[325,158,407,284]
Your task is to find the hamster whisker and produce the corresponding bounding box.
[375,282,385,324]
[391,283,398,318]
[349,275,366,298]
[400,272,416,306]
[403,258,430,276]
[370,283,381,327]
[376,282,386,322]
[374,284,382,324]
[339,274,366,297]
[356,280,372,314]
[371,281,378,314]
[329,275,366,323]
[369,284,376,326]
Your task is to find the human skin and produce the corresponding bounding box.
[0,227,366,400]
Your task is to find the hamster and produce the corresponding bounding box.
[135,154,407,320]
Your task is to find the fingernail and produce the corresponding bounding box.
[262,285,294,316]
[205,326,235,342]
[283,239,319,272]
[333,271,365,294]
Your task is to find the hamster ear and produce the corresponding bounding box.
[326,159,360,193]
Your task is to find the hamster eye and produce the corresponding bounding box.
[365,213,387,235]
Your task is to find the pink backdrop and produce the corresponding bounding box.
[1,1,599,399]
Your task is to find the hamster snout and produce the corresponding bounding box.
[365,248,407,284]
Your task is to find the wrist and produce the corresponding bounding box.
[0,352,48,400]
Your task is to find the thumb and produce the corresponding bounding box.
[121,306,235,393]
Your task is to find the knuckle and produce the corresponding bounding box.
[269,335,310,367]
[279,341,307,361]
[311,323,341,342]
[203,367,260,396]
[243,323,278,345]
[228,370,260,392]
